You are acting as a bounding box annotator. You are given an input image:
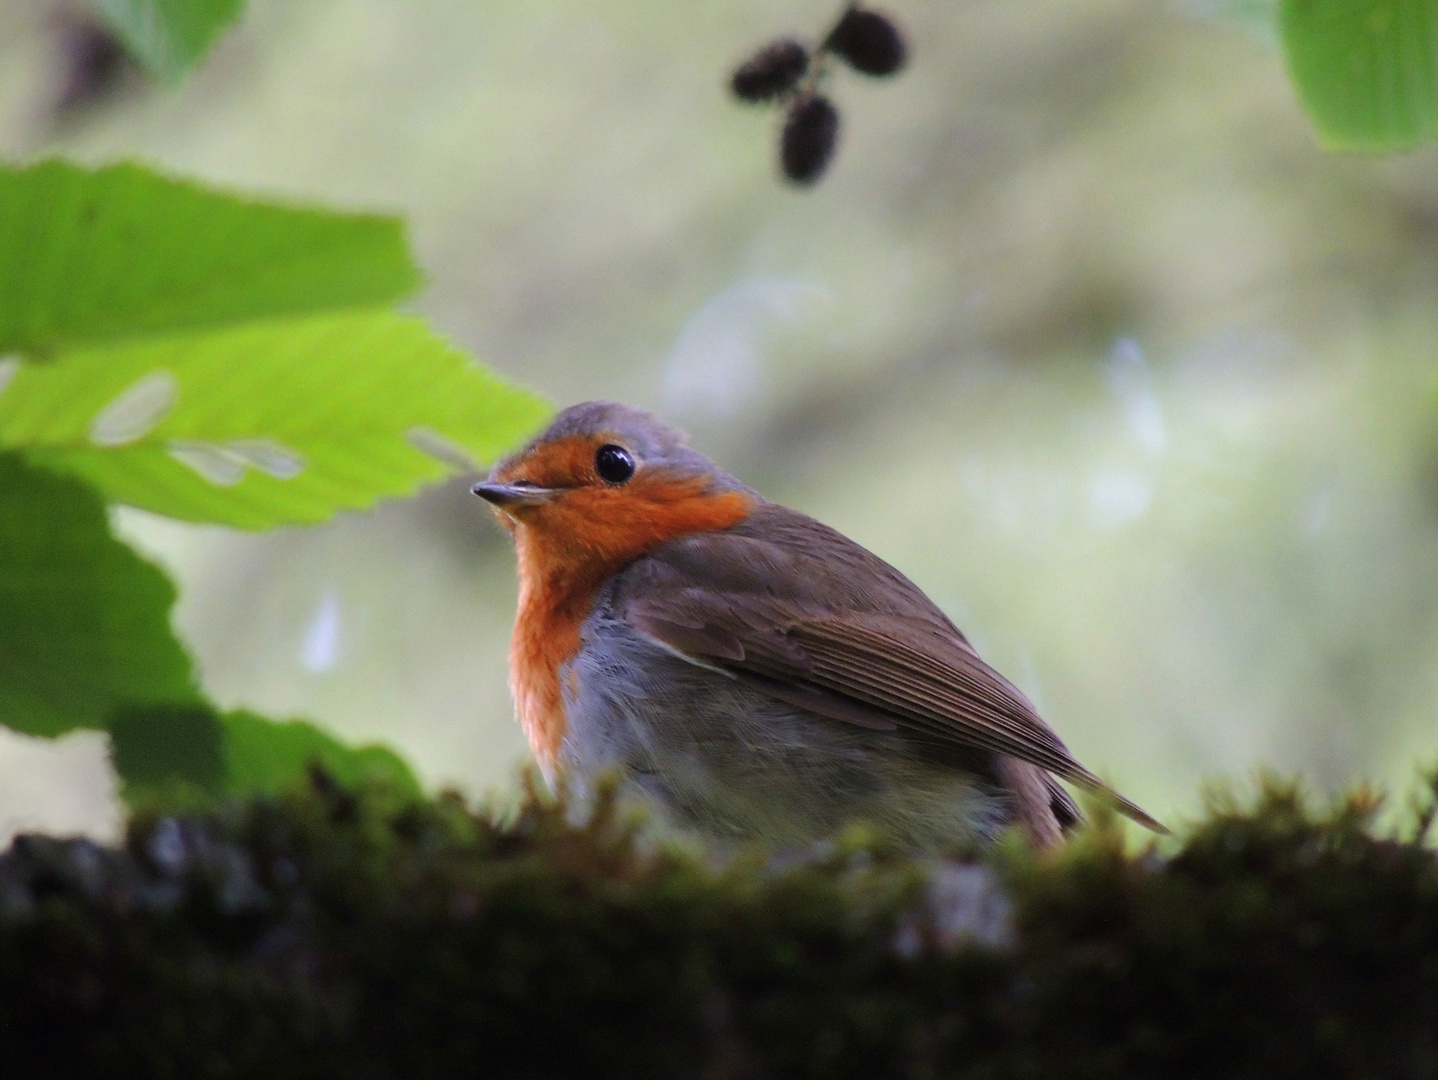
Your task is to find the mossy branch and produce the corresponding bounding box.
[1,768,1436,1078]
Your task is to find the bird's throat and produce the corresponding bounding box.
[505,485,755,772]
[508,529,603,775]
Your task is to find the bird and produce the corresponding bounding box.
[474,401,1164,851]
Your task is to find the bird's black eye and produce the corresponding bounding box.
[594,444,635,484]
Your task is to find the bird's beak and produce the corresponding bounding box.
[471,481,561,507]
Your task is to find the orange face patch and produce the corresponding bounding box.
[494,433,754,770]
[490,435,598,491]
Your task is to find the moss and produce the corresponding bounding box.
[1,772,1435,1079]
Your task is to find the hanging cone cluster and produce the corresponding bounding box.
[727,5,907,186]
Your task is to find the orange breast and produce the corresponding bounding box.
[508,556,589,778]
[505,475,753,772]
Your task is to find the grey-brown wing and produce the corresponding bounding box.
[615,523,1163,833]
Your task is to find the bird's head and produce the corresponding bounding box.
[474,401,755,570]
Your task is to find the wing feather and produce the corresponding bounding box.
[611,506,1165,833]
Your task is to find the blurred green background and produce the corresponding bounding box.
[3,0,1436,839]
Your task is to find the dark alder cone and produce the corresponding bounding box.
[781,94,840,184]
[52,18,130,115]
[730,38,810,102]
[824,7,907,77]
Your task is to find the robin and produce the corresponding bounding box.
[475,401,1163,850]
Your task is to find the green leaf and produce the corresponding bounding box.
[0,310,550,528]
[89,0,247,83]
[1281,0,1438,150]
[0,452,199,737]
[0,161,420,355]
[220,710,420,799]
[110,703,225,791]
[110,705,421,807]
